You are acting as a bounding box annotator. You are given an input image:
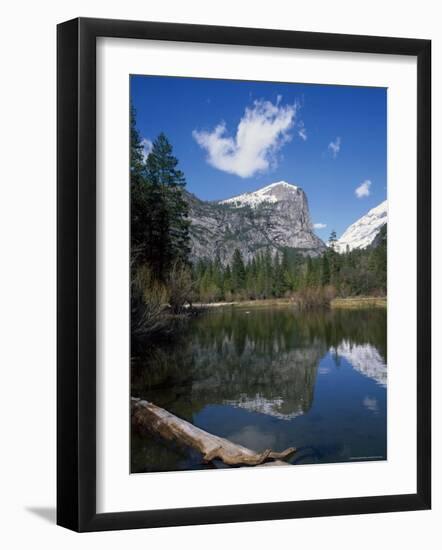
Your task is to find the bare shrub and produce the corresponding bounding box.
[167,262,193,313]
[323,285,337,302]
[291,285,336,310]
[199,282,219,304]
[132,265,170,337]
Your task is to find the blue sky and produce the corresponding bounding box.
[131,75,386,239]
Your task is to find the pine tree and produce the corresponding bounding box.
[305,256,314,287]
[273,252,284,296]
[326,230,340,288]
[247,257,258,299]
[374,224,387,293]
[231,249,246,293]
[281,249,292,293]
[224,265,233,298]
[130,104,145,182]
[256,251,265,297]
[212,253,224,299]
[263,249,273,297]
[144,132,191,280]
[321,253,331,286]
[328,230,338,251]
[130,104,149,264]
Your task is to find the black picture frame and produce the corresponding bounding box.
[57,17,431,532]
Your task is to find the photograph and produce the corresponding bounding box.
[0,0,435,540]
[129,75,388,474]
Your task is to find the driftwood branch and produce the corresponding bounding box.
[131,397,296,467]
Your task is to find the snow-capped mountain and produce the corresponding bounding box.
[219,180,299,208]
[186,180,326,264]
[335,200,387,253]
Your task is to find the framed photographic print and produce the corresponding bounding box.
[57,18,431,532]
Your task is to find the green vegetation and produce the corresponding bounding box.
[131,106,193,341]
[192,229,387,306]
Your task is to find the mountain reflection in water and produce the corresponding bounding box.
[332,341,387,387]
[131,306,387,473]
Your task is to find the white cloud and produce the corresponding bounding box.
[298,122,307,141]
[193,99,297,178]
[313,223,327,229]
[355,179,372,198]
[328,136,341,158]
[141,138,153,161]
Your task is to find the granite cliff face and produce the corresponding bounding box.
[186,181,326,264]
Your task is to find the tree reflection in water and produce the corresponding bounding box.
[131,306,387,472]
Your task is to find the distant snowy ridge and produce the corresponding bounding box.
[335,200,387,253]
[219,180,299,208]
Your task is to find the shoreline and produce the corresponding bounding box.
[331,297,387,309]
[191,296,387,310]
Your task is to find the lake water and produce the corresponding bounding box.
[131,306,387,473]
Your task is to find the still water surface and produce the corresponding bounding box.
[131,306,387,473]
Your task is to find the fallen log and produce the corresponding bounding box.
[131,397,296,467]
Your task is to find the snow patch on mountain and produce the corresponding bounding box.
[219,180,299,208]
[335,200,387,253]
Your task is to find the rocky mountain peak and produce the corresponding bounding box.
[219,180,300,208]
[186,181,326,265]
